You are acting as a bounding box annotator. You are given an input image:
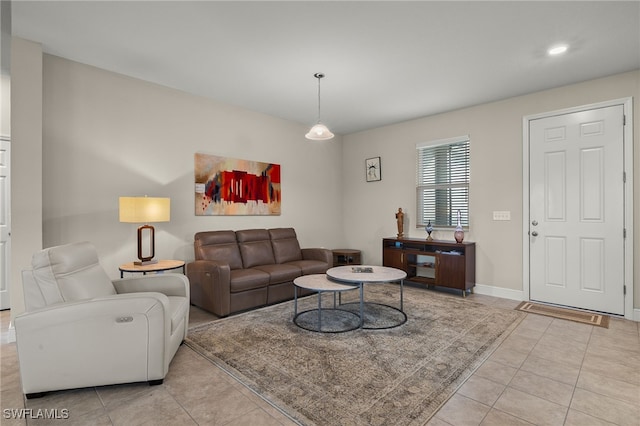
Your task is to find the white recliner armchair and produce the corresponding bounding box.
[14,241,190,398]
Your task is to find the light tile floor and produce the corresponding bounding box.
[1,291,639,425]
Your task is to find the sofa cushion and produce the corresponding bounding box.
[269,228,303,264]
[253,264,302,285]
[229,269,270,293]
[237,229,276,268]
[283,260,329,275]
[194,231,243,270]
[236,229,271,243]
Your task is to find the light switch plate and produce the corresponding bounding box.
[493,211,511,221]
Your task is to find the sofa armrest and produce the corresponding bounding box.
[301,248,333,266]
[14,294,172,394]
[113,274,189,298]
[186,260,232,317]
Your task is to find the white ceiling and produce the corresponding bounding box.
[11,1,640,135]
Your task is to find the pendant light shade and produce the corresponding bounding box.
[306,72,334,140]
[305,123,334,140]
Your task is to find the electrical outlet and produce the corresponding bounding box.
[493,211,511,221]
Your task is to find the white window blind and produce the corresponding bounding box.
[416,136,470,228]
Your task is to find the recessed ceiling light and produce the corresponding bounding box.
[548,45,568,56]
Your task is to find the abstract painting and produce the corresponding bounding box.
[195,153,281,215]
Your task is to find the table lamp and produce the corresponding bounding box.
[119,196,170,265]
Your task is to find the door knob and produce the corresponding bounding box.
[531,231,538,237]
[531,220,538,226]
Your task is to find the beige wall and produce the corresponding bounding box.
[343,70,639,314]
[0,0,10,138]
[10,36,639,319]
[41,54,345,274]
[10,38,43,316]
[9,45,345,315]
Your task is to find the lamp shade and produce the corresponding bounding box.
[119,197,170,223]
[305,123,335,140]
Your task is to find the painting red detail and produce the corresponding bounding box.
[195,153,281,215]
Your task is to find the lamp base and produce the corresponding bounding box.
[135,224,157,266]
[134,259,159,266]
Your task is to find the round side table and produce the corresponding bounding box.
[332,249,361,266]
[293,274,362,333]
[119,260,185,278]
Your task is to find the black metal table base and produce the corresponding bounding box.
[293,274,406,332]
[293,308,362,333]
[337,301,407,330]
[293,282,363,333]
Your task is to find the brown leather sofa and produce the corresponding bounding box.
[187,228,332,317]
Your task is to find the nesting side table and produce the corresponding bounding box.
[332,249,361,266]
[119,260,185,278]
[293,274,362,333]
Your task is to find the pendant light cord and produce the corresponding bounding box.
[315,73,324,124]
[317,78,321,124]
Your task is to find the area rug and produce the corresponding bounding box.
[515,301,609,328]
[186,285,525,426]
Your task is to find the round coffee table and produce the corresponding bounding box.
[326,265,407,329]
[293,274,362,333]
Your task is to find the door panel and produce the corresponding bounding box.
[580,238,604,292]
[580,148,604,221]
[530,105,624,315]
[383,248,404,271]
[544,236,566,287]
[436,253,465,289]
[544,151,566,221]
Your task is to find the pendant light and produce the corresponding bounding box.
[305,72,334,140]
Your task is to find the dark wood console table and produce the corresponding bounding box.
[382,237,475,296]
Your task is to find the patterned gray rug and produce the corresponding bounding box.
[185,284,524,426]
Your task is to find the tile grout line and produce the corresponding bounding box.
[560,319,594,425]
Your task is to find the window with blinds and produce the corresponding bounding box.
[416,136,470,228]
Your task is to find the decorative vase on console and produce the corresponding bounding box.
[425,220,433,241]
[454,210,464,243]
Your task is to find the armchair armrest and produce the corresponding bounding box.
[14,293,172,394]
[15,293,171,331]
[113,274,189,298]
[301,248,333,265]
[186,259,231,317]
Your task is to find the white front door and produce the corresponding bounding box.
[529,105,625,315]
[0,138,10,310]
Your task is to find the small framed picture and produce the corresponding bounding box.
[365,157,381,182]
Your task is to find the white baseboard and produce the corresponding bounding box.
[474,283,524,301]
[475,283,640,323]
